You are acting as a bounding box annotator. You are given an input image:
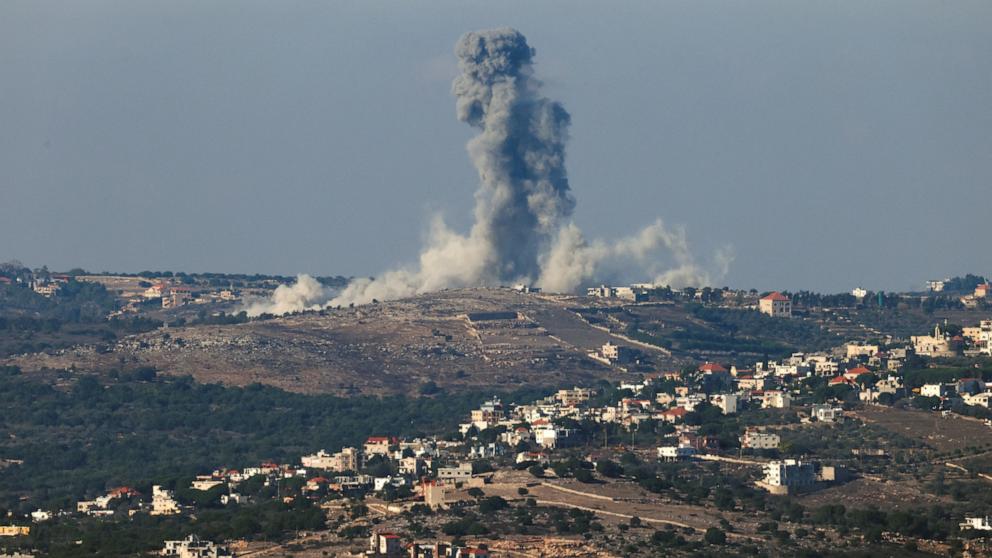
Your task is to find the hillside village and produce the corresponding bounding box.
[5,324,992,556]
[2,267,992,556]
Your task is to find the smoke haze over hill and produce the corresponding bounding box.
[248,28,728,316]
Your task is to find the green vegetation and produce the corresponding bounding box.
[0,282,161,356]
[12,479,326,557]
[685,305,838,354]
[0,368,549,511]
[809,504,956,541]
[902,363,992,389]
[944,274,988,293]
[0,281,116,321]
[599,304,839,359]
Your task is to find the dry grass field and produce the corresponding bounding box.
[856,406,992,453]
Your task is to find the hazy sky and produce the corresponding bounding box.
[2,1,989,293]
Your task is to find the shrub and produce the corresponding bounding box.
[574,469,595,483]
[704,527,727,545]
[596,459,623,478]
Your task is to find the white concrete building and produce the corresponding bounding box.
[533,427,574,449]
[920,383,953,398]
[926,279,946,292]
[151,485,180,516]
[190,477,223,491]
[301,447,360,472]
[657,443,695,462]
[741,429,780,450]
[761,391,792,409]
[846,344,879,359]
[963,391,992,408]
[960,516,992,531]
[160,535,232,558]
[600,342,634,364]
[763,460,815,492]
[708,393,739,415]
[811,404,844,423]
[555,387,594,407]
[437,463,473,483]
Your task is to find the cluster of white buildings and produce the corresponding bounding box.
[586,285,648,302]
[918,378,991,409]
[300,436,490,503]
[160,535,232,558]
[71,484,182,519]
[30,274,70,297]
[369,531,492,557]
[963,320,992,356]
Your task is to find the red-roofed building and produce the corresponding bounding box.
[661,407,688,423]
[369,531,402,556]
[108,486,140,498]
[143,282,170,299]
[698,362,728,374]
[305,476,329,492]
[759,292,792,318]
[843,366,872,381]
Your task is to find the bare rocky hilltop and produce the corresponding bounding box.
[5,288,680,396]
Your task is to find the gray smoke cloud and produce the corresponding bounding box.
[248,28,730,316]
[244,274,330,317]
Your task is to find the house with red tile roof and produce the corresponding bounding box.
[843,366,872,381]
[660,407,688,423]
[759,291,792,318]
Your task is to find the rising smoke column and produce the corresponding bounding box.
[325,27,577,308]
[452,27,574,281]
[246,28,730,316]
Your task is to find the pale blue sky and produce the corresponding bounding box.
[1,1,989,292]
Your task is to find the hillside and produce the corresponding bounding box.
[7,287,991,396]
[4,289,684,396]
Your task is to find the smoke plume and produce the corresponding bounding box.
[247,28,729,316]
[244,274,330,317]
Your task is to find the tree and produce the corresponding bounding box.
[596,459,623,478]
[478,496,508,513]
[574,469,595,483]
[419,381,440,395]
[704,527,727,545]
